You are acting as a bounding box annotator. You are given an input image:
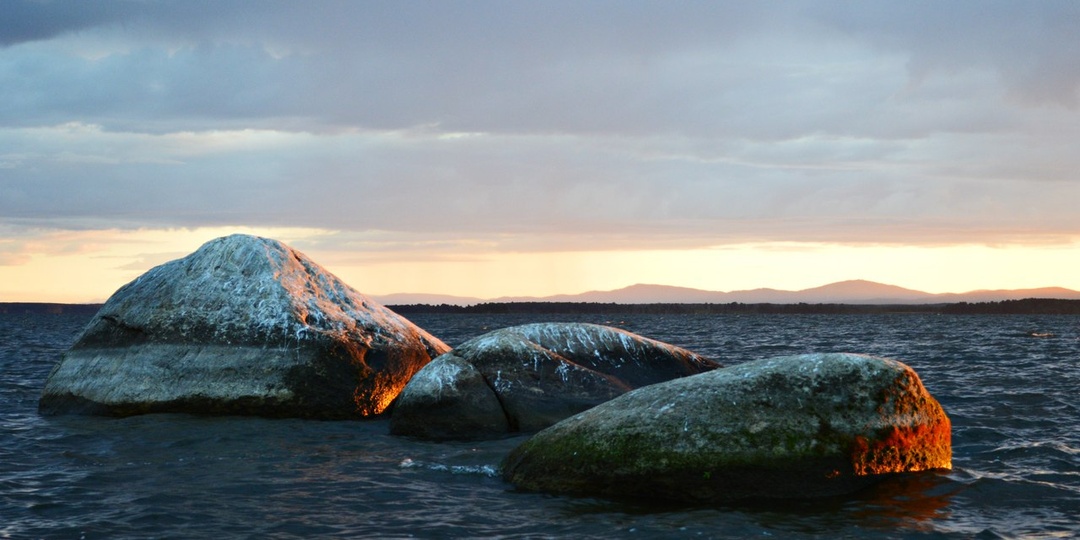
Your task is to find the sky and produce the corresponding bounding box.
[3,0,1080,303]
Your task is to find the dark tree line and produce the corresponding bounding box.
[939,298,1080,315]
[6,298,1080,317]
[0,303,103,315]
[388,299,1080,316]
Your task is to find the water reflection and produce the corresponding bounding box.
[846,471,958,531]
[553,470,960,537]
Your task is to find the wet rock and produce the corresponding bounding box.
[39,234,449,418]
[389,322,719,440]
[502,353,951,502]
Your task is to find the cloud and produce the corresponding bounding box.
[812,0,1080,107]
[0,2,122,46]
[0,223,109,266]
[3,122,1078,250]
[0,247,31,266]
[1,1,1079,257]
[2,1,1056,138]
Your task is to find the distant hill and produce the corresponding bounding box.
[934,287,1080,303]
[10,281,1080,317]
[491,284,728,304]
[750,280,937,304]
[377,280,1080,306]
[15,281,1071,311]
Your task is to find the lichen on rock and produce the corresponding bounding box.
[502,353,951,502]
[39,234,449,419]
[390,322,719,440]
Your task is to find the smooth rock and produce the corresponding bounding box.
[390,322,719,440]
[502,353,951,502]
[39,234,449,418]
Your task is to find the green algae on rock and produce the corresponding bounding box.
[502,353,951,502]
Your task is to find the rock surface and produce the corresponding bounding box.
[39,234,449,418]
[502,353,951,502]
[389,322,719,440]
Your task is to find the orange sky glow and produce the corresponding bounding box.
[3,3,1080,303]
[2,227,1079,303]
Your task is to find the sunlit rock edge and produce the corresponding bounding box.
[39,234,449,418]
[502,353,951,502]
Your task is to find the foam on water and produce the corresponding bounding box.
[398,458,500,478]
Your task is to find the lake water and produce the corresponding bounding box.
[2,311,1078,539]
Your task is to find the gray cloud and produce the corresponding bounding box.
[813,0,1080,107]
[6,1,1063,137]
[0,2,122,46]
[3,124,1077,248]
[2,1,1079,252]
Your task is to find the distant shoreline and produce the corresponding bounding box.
[4,298,1080,316]
[0,303,104,315]
[385,298,1080,315]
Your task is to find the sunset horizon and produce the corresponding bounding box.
[5,4,1080,531]
[4,2,1080,304]
[3,229,1080,305]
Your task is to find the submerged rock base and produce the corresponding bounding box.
[502,353,951,502]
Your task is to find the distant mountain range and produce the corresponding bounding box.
[3,280,1077,314]
[372,280,1080,306]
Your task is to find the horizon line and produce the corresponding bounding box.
[6,279,1080,306]
[371,279,1080,300]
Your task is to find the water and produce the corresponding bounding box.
[2,312,1079,539]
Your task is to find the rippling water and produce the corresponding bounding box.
[3,312,1079,538]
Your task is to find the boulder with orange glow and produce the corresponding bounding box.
[502,353,951,502]
[39,234,449,419]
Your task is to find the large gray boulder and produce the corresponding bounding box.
[389,322,720,440]
[502,353,951,502]
[39,234,449,418]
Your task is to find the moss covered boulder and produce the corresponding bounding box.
[389,323,719,440]
[39,234,449,419]
[502,353,951,502]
